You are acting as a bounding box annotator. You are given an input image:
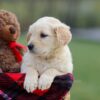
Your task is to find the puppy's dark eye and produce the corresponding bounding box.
[40,33,48,38]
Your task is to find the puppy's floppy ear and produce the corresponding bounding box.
[54,23,72,46]
[26,25,32,42]
[26,32,31,42]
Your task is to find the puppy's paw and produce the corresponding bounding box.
[38,74,54,90]
[24,74,38,93]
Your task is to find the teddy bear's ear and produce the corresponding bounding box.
[54,23,72,46]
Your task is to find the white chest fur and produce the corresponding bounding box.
[21,46,73,75]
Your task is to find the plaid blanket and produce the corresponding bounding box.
[0,73,73,100]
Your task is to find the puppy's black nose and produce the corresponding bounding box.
[28,44,34,51]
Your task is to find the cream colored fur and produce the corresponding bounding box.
[21,17,73,96]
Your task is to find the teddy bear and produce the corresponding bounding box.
[0,10,26,73]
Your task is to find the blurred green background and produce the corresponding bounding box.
[0,0,100,100]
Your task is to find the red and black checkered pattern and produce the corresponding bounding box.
[0,73,74,100]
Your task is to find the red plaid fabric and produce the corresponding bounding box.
[0,73,74,100]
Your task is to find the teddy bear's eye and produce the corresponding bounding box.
[40,33,48,38]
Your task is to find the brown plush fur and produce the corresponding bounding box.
[0,10,21,72]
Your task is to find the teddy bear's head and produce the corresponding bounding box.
[0,10,20,42]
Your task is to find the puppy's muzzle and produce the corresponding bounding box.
[28,44,34,51]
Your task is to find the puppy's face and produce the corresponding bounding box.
[27,17,72,58]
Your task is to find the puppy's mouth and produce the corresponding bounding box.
[28,49,34,53]
[27,44,53,58]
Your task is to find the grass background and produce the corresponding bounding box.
[18,35,100,100]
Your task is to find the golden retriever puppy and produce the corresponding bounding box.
[21,17,73,95]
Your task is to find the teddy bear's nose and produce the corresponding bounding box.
[9,27,16,34]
